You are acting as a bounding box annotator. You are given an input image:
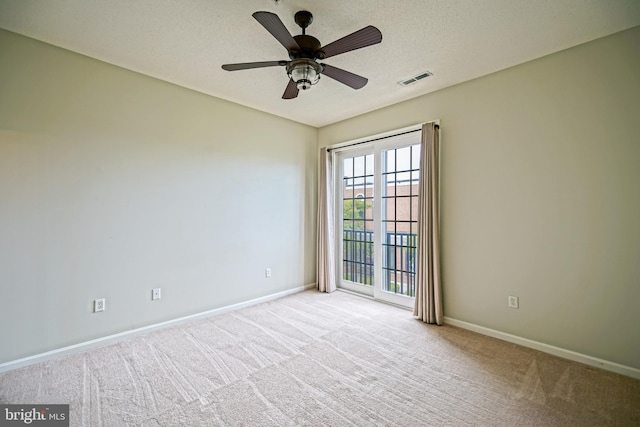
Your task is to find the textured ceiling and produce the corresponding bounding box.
[1,0,639,127]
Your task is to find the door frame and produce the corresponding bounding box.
[333,127,423,308]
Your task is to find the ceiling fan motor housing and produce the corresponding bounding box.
[290,35,323,60]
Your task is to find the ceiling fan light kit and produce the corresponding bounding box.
[288,59,321,90]
[221,10,382,99]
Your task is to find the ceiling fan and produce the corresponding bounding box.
[221,10,382,99]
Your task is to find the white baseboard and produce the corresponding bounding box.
[0,283,317,374]
[444,316,640,380]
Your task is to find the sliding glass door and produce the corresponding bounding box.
[335,130,421,308]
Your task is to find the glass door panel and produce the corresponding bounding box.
[376,143,420,307]
[338,151,374,296]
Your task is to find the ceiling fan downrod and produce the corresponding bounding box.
[294,10,313,35]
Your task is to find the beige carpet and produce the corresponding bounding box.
[1,290,639,426]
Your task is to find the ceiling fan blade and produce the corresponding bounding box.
[253,11,300,52]
[222,61,287,71]
[320,26,382,59]
[282,79,299,99]
[321,64,368,89]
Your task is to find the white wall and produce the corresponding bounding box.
[319,26,640,370]
[0,29,317,364]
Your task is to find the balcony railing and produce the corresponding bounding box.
[343,230,416,297]
[343,229,374,286]
[383,231,416,297]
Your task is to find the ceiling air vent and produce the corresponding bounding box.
[399,71,433,86]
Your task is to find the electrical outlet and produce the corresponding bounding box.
[508,296,519,309]
[152,288,161,300]
[265,268,272,278]
[94,298,105,313]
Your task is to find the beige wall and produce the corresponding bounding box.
[319,26,640,369]
[0,29,317,363]
[2,23,639,371]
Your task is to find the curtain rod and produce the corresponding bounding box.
[327,124,438,152]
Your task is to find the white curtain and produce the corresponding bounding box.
[413,123,443,324]
[317,147,336,293]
